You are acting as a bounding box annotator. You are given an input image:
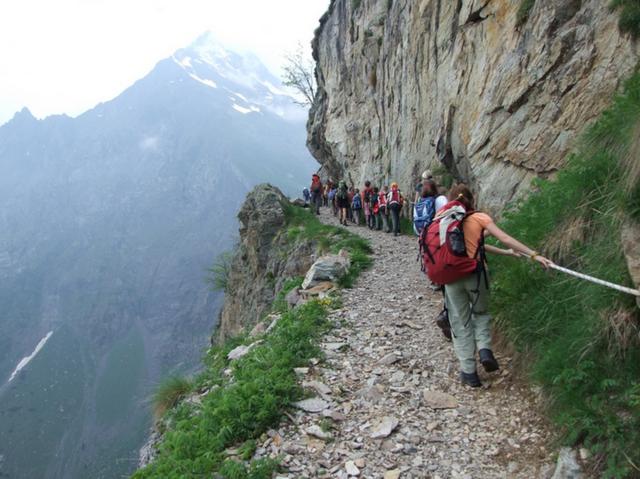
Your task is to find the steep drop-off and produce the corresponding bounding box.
[309,0,638,211]
[216,185,316,341]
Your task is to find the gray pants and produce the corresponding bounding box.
[380,207,390,232]
[311,191,322,214]
[444,273,491,374]
[353,208,362,224]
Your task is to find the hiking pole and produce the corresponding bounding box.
[517,253,640,297]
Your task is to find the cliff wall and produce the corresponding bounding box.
[308,0,638,212]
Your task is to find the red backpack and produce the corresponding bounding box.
[419,201,485,285]
[311,176,322,193]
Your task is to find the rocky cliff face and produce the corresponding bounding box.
[216,185,316,341]
[309,0,638,212]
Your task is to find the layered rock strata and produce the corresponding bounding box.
[308,0,638,212]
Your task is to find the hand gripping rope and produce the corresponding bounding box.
[517,253,640,297]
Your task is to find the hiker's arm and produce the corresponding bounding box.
[484,244,519,257]
[484,222,553,268]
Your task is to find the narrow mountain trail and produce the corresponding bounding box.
[273,208,556,479]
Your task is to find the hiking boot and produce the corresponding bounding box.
[435,309,452,341]
[479,349,499,372]
[460,371,482,388]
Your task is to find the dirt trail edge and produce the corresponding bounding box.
[274,209,555,479]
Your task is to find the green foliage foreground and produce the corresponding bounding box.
[490,72,640,477]
[134,207,371,478]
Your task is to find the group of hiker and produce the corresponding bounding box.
[303,174,409,236]
[304,170,553,389]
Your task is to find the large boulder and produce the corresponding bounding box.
[301,250,350,290]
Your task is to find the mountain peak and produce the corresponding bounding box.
[13,107,35,121]
[170,33,306,123]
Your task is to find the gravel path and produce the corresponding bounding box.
[268,208,556,478]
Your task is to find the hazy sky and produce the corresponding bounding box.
[0,0,329,125]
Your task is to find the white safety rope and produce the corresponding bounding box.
[518,253,640,297]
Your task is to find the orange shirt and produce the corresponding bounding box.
[463,212,493,259]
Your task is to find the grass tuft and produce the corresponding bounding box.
[152,376,192,420]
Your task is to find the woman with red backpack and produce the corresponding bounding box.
[424,184,552,387]
[310,174,323,215]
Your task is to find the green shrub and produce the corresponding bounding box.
[610,0,640,38]
[207,250,235,292]
[351,0,362,11]
[490,72,640,477]
[152,376,192,419]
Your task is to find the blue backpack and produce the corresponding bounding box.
[413,196,436,235]
[352,195,362,209]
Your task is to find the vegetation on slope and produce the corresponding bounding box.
[611,0,640,38]
[490,72,640,477]
[133,206,371,479]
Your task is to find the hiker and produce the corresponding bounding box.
[370,187,380,229]
[387,182,404,236]
[323,180,332,207]
[362,181,374,227]
[379,185,390,232]
[347,186,355,222]
[336,181,350,226]
[422,184,552,388]
[435,185,448,212]
[413,180,437,235]
[414,170,433,204]
[328,184,338,216]
[310,174,323,215]
[302,186,310,206]
[352,188,363,224]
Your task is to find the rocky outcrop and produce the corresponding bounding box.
[216,184,316,341]
[621,219,640,308]
[309,0,638,212]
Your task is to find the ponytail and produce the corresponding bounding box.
[448,183,475,210]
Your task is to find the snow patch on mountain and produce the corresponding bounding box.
[232,104,260,114]
[188,73,217,89]
[8,331,54,383]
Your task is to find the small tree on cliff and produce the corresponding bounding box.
[282,44,316,106]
